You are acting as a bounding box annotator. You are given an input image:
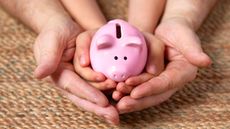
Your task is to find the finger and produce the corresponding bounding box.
[75,30,95,67]
[143,32,165,75]
[125,73,153,86]
[60,89,119,125]
[89,79,117,91]
[116,82,133,94]
[74,64,106,82]
[112,90,124,101]
[131,60,197,99]
[74,31,106,82]
[34,30,64,79]
[51,63,109,107]
[156,19,212,67]
[117,88,177,114]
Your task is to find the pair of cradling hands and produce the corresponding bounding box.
[3,0,213,125]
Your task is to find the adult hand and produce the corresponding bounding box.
[33,11,119,125]
[0,0,119,124]
[116,0,214,114]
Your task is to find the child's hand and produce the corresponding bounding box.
[74,30,117,90]
[112,32,165,101]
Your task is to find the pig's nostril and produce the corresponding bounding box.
[114,56,118,60]
[113,74,117,78]
[121,74,125,79]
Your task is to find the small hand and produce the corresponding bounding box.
[116,17,211,114]
[74,30,117,90]
[112,32,165,101]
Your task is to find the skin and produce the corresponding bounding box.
[61,0,118,90]
[0,0,119,125]
[112,0,167,100]
[116,0,216,113]
[60,0,107,30]
[0,0,217,124]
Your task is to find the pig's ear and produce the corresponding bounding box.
[96,35,114,49]
[124,36,142,46]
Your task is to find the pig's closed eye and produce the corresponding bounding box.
[114,56,118,60]
[124,56,127,60]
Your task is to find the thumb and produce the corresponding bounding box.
[155,21,212,67]
[34,30,64,79]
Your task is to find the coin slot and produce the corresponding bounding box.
[116,24,121,39]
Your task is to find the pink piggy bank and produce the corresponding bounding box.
[90,19,148,82]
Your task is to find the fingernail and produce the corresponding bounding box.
[80,55,86,65]
[96,75,104,81]
[147,65,156,74]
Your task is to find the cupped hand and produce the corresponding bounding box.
[112,32,165,101]
[33,15,81,79]
[33,16,119,124]
[116,17,211,114]
[51,62,119,124]
[74,30,117,90]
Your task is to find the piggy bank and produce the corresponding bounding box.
[90,19,148,82]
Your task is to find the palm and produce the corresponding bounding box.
[116,20,201,114]
[33,18,82,78]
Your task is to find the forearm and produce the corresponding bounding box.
[61,0,106,30]
[128,0,166,33]
[162,0,218,30]
[0,0,71,33]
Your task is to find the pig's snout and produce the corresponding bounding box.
[108,66,128,82]
[112,71,126,81]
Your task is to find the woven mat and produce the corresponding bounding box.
[0,0,230,128]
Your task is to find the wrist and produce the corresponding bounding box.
[128,21,155,33]
[14,0,74,33]
[161,0,218,31]
[161,15,197,31]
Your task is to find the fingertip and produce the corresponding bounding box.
[200,53,212,67]
[34,67,42,79]
[116,82,125,91]
[95,73,106,81]
[105,79,117,88]
[125,78,133,85]
[116,96,133,114]
[34,65,53,79]
[79,54,90,67]
[146,65,157,75]
[112,91,123,101]
[79,55,87,66]
[94,95,109,107]
[130,89,142,99]
[125,78,138,86]
[187,52,212,67]
[103,107,120,125]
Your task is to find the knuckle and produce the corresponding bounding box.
[122,102,134,112]
[62,77,73,93]
[76,32,90,46]
[161,73,174,91]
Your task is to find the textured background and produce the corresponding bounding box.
[0,0,230,128]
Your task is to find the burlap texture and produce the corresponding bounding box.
[0,0,230,128]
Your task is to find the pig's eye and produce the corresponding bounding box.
[124,56,127,60]
[114,56,118,60]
